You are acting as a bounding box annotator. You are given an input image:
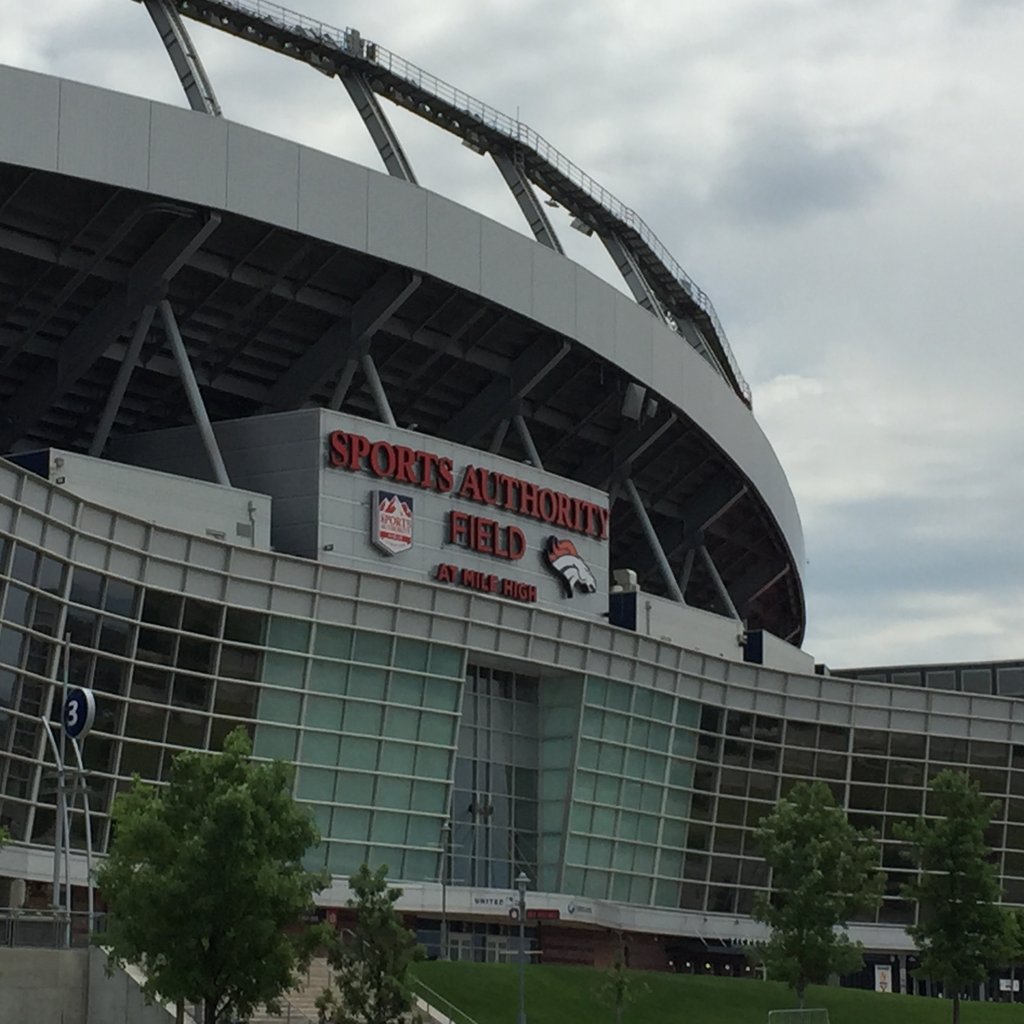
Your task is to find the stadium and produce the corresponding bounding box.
[0,0,1020,997]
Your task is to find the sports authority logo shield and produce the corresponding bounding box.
[372,491,414,555]
[544,536,598,597]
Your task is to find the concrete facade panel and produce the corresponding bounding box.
[366,173,427,270]
[297,146,369,251]
[226,122,299,228]
[531,243,577,338]
[149,103,228,207]
[426,192,482,293]
[0,67,60,171]
[57,81,151,190]
[613,296,656,383]
[480,218,533,319]
[573,267,617,365]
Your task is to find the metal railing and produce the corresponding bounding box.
[411,975,482,1024]
[165,0,751,406]
[0,907,105,948]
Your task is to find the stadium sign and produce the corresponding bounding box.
[327,429,609,540]
[316,414,608,612]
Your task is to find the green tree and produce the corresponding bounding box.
[95,727,327,1024]
[753,780,884,1007]
[317,863,423,1024]
[594,955,650,1024]
[1003,909,1024,1003]
[897,769,1014,1024]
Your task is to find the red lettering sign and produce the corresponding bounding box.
[326,431,454,493]
[448,511,525,560]
[327,431,607,540]
[433,563,537,604]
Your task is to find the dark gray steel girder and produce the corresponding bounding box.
[0,212,220,450]
[600,233,662,315]
[731,561,791,613]
[139,0,222,115]
[440,335,570,445]
[341,70,417,183]
[617,472,748,573]
[699,545,741,621]
[264,267,421,411]
[491,151,564,254]
[576,412,678,488]
[623,478,684,602]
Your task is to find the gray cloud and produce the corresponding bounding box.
[710,116,887,225]
[6,0,1024,670]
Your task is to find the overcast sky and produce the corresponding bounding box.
[4,0,1023,669]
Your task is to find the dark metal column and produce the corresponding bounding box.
[88,305,156,457]
[341,71,418,183]
[512,413,543,469]
[698,545,741,621]
[140,0,222,115]
[600,233,662,315]
[624,478,684,603]
[158,300,231,487]
[492,151,564,254]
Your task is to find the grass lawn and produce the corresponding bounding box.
[413,962,1023,1024]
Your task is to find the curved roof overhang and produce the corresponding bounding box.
[0,67,806,643]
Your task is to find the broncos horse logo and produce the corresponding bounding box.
[544,536,598,598]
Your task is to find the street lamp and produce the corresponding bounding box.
[439,820,452,961]
[516,870,530,1024]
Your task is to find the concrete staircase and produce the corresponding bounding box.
[248,957,333,1024]
[246,958,438,1024]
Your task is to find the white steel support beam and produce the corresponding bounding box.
[489,418,510,454]
[360,353,397,427]
[617,473,748,573]
[698,544,741,622]
[678,546,696,597]
[158,300,232,487]
[329,358,359,411]
[624,478,685,603]
[341,70,417,183]
[512,413,543,469]
[491,151,564,254]
[88,304,156,457]
[140,0,222,115]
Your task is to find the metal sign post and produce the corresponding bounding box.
[40,634,96,945]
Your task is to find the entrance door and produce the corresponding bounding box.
[448,935,475,962]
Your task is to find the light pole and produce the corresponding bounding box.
[440,820,451,961]
[516,870,529,1024]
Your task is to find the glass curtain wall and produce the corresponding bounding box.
[452,665,540,889]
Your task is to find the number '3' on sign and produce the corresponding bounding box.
[64,688,96,741]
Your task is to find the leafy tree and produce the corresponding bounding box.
[897,769,1015,1024]
[317,863,423,1024]
[95,727,327,1024]
[594,954,650,1024]
[753,780,884,1007]
[1003,909,1024,1003]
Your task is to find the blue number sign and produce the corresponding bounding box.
[63,687,96,741]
